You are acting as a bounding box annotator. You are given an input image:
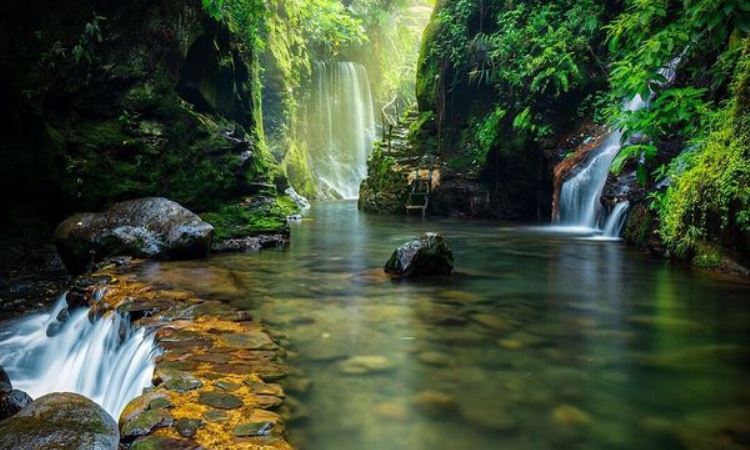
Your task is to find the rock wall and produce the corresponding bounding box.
[410,0,608,221]
[0,0,278,224]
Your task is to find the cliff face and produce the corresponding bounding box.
[411,0,609,222]
[0,0,276,224]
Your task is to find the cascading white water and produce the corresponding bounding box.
[559,132,624,229]
[0,294,159,419]
[602,201,630,238]
[557,57,682,233]
[308,61,377,199]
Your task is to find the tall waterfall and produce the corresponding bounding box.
[0,294,159,419]
[307,61,377,199]
[557,57,682,235]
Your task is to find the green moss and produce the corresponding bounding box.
[358,143,410,215]
[624,204,655,250]
[202,197,298,240]
[656,48,750,259]
[691,243,725,269]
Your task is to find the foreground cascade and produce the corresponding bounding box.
[0,294,159,420]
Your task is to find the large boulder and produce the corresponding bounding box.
[55,198,214,274]
[384,232,454,278]
[0,393,119,450]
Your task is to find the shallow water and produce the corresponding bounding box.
[142,201,750,450]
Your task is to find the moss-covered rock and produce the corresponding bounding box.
[384,232,455,278]
[0,393,119,450]
[54,198,214,274]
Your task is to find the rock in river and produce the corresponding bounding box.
[0,393,119,450]
[55,197,214,274]
[339,355,395,375]
[384,232,454,278]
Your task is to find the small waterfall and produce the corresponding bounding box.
[559,132,624,229]
[602,201,630,239]
[557,57,682,232]
[0,294,159,419]
[307,61,377,199]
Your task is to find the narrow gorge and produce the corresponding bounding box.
[1,1,749,450]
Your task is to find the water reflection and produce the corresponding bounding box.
[141,202,750,450]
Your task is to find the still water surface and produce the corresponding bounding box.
[142,202,750,450]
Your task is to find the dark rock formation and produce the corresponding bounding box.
[0,0,277,222]
[0,393,119,450]
[385,232,454,278]
[430,172,492,218]
[55,197,213,274]
[0,390,33,422]
[0,367,33,421]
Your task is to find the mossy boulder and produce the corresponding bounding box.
[55,197,213,274]
[385,232,455,278]
[0,393,119,450]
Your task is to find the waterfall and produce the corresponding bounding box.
[557,57,682,232]
[307,61,377,199]
[559,132,624,229]
[602,201,630,239]
[0,294,159,419]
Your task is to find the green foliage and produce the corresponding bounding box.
[202,197,298,240]
[202,0,226,20]
[72,14,105,64]
[605,0,750,178]
[417,0,607,165]
[655,44,750,257]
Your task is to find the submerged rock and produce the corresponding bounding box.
[411,390,457,417]
[384,232,454,278]
[55,197,214,274]
[338,355,395,375]
[0,393,119,450]
[552,404,592,427]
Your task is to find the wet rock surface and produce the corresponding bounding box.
[55,198,214,274]
[0,393,120,450]
[384,232,454,278]
[0,239,69,321]
[75,262,296,450]
[0,367,32,421]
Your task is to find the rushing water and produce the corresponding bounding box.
[0,295,159,419]
[141,202,750,450]
[307,62,377,199]
[558,58,682,234]
[602,201,631,239]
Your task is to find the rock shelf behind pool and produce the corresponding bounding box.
[384,232,454,278]
[55,197,214,274]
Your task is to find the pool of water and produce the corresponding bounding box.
[141,201,750,450]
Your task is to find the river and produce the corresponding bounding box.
[140,201,750,450]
